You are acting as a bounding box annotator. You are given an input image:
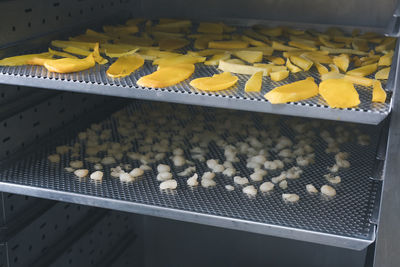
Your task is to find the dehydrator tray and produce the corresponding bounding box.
[0,100,382,250]
[0,20,396,125]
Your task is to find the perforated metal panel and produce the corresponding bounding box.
[0,100,381,250]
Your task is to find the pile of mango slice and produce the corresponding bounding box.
[0,18,394,108]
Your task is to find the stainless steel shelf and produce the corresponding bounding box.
[0,101,381,250]
[0,22,396,125]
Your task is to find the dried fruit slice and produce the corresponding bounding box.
[290,56,313,71]
[153,55,205,66]
[245,71,263,92]
[158,38,189,50]
[48,48,78,59]
[233,50,263,63]
[218,60,268,75]
[378,51,393,66]
[106,54,144,78]
[208,40,248,49]
[270,70,289,81]
[93,43,108,64]
[346,63,377,77]
[137,64,195,88]
[319,79,360,108]
[44,53,96,73]
[264,77,318,104]
[286,58,302,73]
[190,72,238,91]
[315,63,329,75]
[375,67,390,80]
[0,52,53,66]
[198,22,224,34]
[204,53,231,66]
[372,80,387,103]
[333,54,350,72]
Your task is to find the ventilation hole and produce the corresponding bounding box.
[59,108,65,114]
[19,114,23,120]
[42,18,46,24]
[3,122,6,127]
[1,92,5,98]
[12,26,16,32]
[41,234,45,240]
[101,4,104,8]
[53,2,60,7]
[28,245,32,251]
[68,12,72,17]
[40,222,46,229]
[5,150,9,156]
[25,8,32,13]
[79,9,83,14]
[10,205,14,211]
[68,259,72,264]
[11,245,18,251]
[90,7,94,11]
[33,121,40,127]
[14,257,17,263]
[55,16,59,21]
[21,142,25,147]
[34,108,38,112]
[27,22,31,28]
[66,214,70,220]
[90,259,94,265]
[54,224,58,230]
[41,247,47,253]
[35,134,39,140]
[110,1,114,6]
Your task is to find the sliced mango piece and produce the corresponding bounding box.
[222,23,236,33]
[63,46,91,57]
[159,38,189,50]
[188,49,227,57]
[288,41,317,51]
[320,46,368,56]
[270,70,289,81]
[190,72,238,91]
[137,64,195,88]
[352,39,369,51]
[375,67,390,80]
[194,37,215,50]
[343,75,374,87]
[264,77,318,104]
[266,56,285,65]
[319,79,360,108]
[272,41,299,51]
[318,36,345,48]
[44,53,95,73]
[233,50,263,63]
[204,53,231,66]
[286,58,302,73]
[254,63,287,74]
[198,22,224,34]
[300,52,332,64]
[153,55,205,66]
[315,63,329,76]
[378,51,393,66]
[372,80,387,103]
[230,46,273,56]
[290,56,313,71]
[241,35,268,47]
[93,43,108,64]
[218,60,268,75]
[346,63,377,77]
[103,25,139,35]
[375,38,396,53]
[257,26,283,37]
[333,54,350,72]
[208,40,248,49]
[225,59,246,64]
[106,54,144,78]
[0,52,53,66]
[48,48,78,59]
[245,71,263,92]
[51,40,96,50]
[243,29,270,43]
[321,72,345,81]
[27,56,54,66]
[105,48,139,58]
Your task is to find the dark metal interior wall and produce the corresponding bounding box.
[140,0,396,28]
[0,0,139,47]
[142,216,368,267]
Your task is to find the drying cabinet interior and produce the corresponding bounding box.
[0,0,399,267]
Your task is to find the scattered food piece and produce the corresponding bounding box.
[157,172,173,181]
[324,173,341,184]
[187,173,199,187]
[160,179,178,190]
[306,184,318,193]
[201,178,217,188]
[234,176,249,185]
[321,184,336,197]
[260,182,274,192]
[225,184,235,191]
[70,160,83,169]
[74,169,89,178]
[282,193,300,202]
[101,157,116,165]
[48,154,60,163]
[190,72,238,91]
[157,164,171,173]
[319,79,360,108]
[243,185,257,196]
[264,77,318,104]
[119,172,134,182]
[90,171,103,181]
[129,168,144,177]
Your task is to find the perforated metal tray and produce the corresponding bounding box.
[0,100,381,250]
[0,22,395,125]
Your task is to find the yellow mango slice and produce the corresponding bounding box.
[116,36,154,47]
[288,41,317,51]
[153,55,205,66]
[105,48,139,58]
[352,39,369,51]
[319,79,360,108]
[159,38,189,50]
[222,23,236,33]
[103,25,139,35]
[93,43,108,64]
[372,80,387,103]
[264,77,318,104]
[315,63,329,75]
[194,37,214,50]
[44,53,95,73]
[266,56,285,65]
[243,29,270,43]
[63,46,91,57]
[375,67,390,80]
[106,54,144,78]
[204,53,231,66]
[245,71,263,92]
[48,48,78,59]
[333,54,350,72]
[290,56,313,71]
[27,56,54,66]
[286,58,302,73]
[225,59,246,64]
[137,64,194,88]
[190,72,238,91]
[378,51,393,66]
[329,64,340,73]
[51,40,96,50]
[320,46,368,56]
[241,35,269,47]
[141,50,181,59]
[254,63,287,73]
[375,38,396,53]
[270,70,289,81]
[257,26,283,37]
[218,60,268,75]
[233,50,263,63]
[346,63,377,77]
[301,52,332,64]
[230,46,273,56]
[344,75,374,86]
[333,36,353,45]
[209,41,249,49]
[0,52,53,66]
[198,22,224,34]
[318,36,345,49]
[272,41,299,51]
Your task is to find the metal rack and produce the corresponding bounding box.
[0,100,384,250]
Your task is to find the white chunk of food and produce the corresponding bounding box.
[48,154,60,163]
[321,185,336,197]
[187,173,199,187]
[279,180,288,189]
[282,193,300,203]
[119,172,134,182]
[160,179,177,190]
[129,168,144,177]
[222,167,236,177]
[157,164,171,173]
[74,169,88,178]
[306,184,318,194]
[202,172,216,180]
[101,157,116,165]
[260,182,274,192]
[233,176,249,185]
[243,185,257,196]
[90,171,103,181]
[225,185,234,191]
[201,178,217,188]
[70,160,83,169]
[157,172,173,181]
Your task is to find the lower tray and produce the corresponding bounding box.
[0,100,381,250]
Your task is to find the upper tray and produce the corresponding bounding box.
[0,21,395,125]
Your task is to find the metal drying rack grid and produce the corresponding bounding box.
[0,100,381,250]
[0,21,395,125]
